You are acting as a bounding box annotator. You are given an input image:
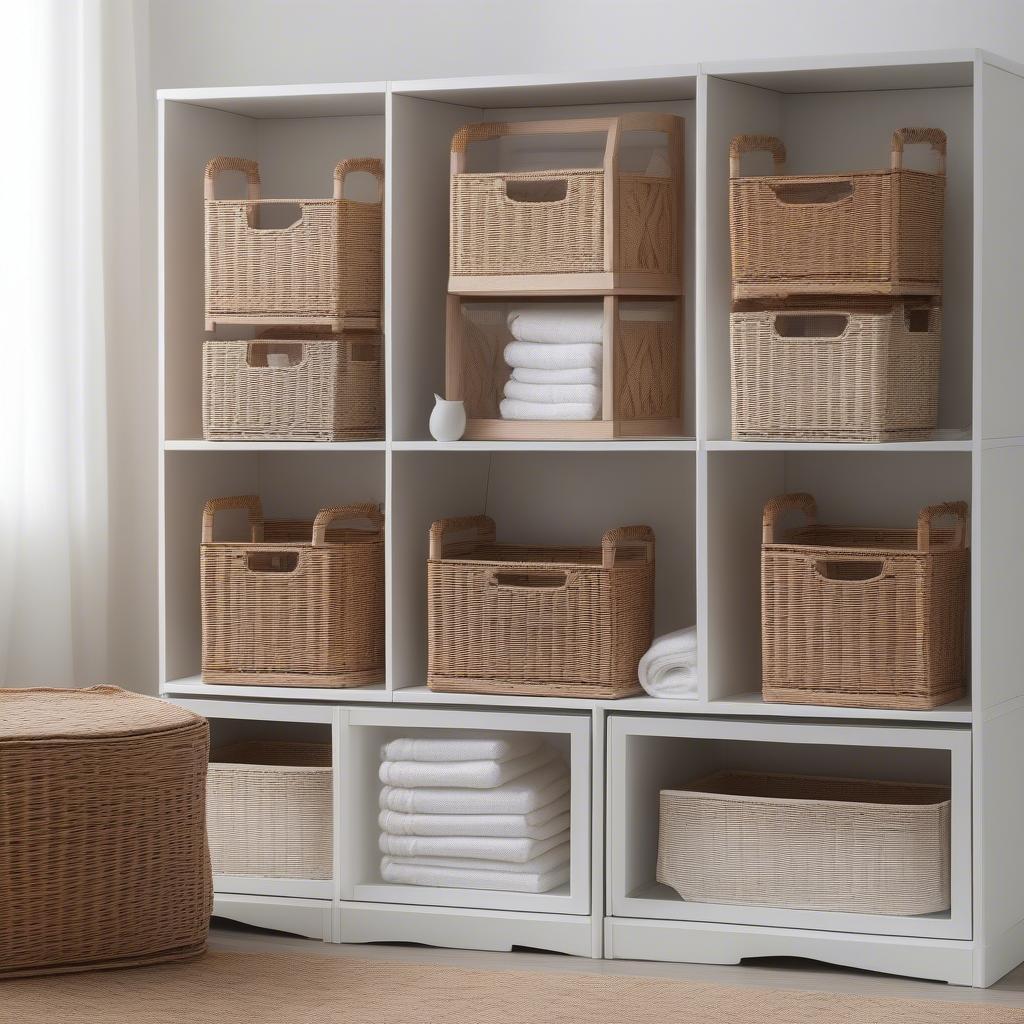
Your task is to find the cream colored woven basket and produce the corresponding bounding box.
[200,495,384,687]
[657,771,951,915]
[208,741,332,880]
[427,515,654,699]
[449,114,683,293]
[761,493,969,710]
[729,128,946,298]
[730,297,941,441]
[202,331,384,441]
[204,156,383,331]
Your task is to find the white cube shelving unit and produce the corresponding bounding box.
[158,50,1024,987]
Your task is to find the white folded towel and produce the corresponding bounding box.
[379,760,569,815]
[507,305,604,346]
[638,626,699,699]
[379,747,554,790]
[380,732,541,765]
[379,828,569,864]
[380,858,569,894]
[500,398,599,421]
[503,380,602,406]
[512,366,601,386]
[385,841,569,876]
[378,801,571,839]
[503,341,602,371]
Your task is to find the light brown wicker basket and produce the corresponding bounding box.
[207,741,332,880]
[446,296,683,440]
[200,495,384,687]
[761,493,969,710]
[204,156,383,331]
[449,114,683,294]
[730,128,946,298]
[202,330,383,441]
[657,771,951,915]
[730,297,941,441]
[427,516,654,699]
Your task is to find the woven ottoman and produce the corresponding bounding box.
[0,686,212,978]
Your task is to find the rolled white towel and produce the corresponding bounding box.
[500,398,599,421]
[380,858,569,894]
[378,800,571,839]
[379,747,554,790]
[504,341,602,371]
[503,380,602,406]
[507,304,604,346]
[379,828,569,864]
[638,626,699,700]
[380,732,542,764]
[512,366,601,386]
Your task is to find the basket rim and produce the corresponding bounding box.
[730,167,944,184]
[662,769,951,811]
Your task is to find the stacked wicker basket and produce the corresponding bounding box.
[202,155,385,441]
[444,113,686,440]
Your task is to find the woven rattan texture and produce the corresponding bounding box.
[202,332,383,441]
[657,771,951,915]
[730,298,941,440]
[0,686,211,978]
[427,517,654,698]
[200,497,384,687]
[207,741,333,880]
[761,494,969,709]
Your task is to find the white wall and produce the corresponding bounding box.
[118,0,1024,694]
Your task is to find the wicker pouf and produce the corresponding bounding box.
[0,686,212,978]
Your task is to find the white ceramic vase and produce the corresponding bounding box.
[429,394,466,442]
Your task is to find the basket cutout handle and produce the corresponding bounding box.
[763,493,817,544]
[772,313,850,340]
[202,494,264,544]
[769,180,854,206]
[487,569,579,592]
[312,503,384,547]
[429,515,497,560]
[917,501,968,553]
[204,156,261,201]
[729,135,786,178]
[245,341,306,369]
[246,551,300,574]
[811,558,893,584]
[334,158,384,202]
[601,525,655,569]
[504,178,569,204]
[902,301,935,334]
[891,128,946,174]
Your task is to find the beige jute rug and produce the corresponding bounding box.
[3,951,1022,1024]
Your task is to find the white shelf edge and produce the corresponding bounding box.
[162,676,391,703]
[706,434,973,453]
[157,81,388,102]
[392,439,698,453]
[164,439,386,452]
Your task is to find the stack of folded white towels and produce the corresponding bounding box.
[379,732,571,893]
[500,304,604,422]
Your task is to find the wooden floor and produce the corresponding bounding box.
[210,921,1024,1008]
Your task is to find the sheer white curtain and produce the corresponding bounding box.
[0,1,147,687]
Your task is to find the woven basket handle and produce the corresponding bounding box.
[429,515,496,560]
[202,494,264,543]
[601,525,655,569]
[204,156,261,201]
[762,493,817,544]
[891,128,946,174]
[729,135,786,179]
[333,158,384,202]
[312,503,384,546]
[916,501,968,553]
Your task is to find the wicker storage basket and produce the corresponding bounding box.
[207,741,332,880]
[447,296,682,440]
[202,330,383,441]
[730,128,946,298]
[730,297,941,441]
[450,114,683,293]
[657,771,951,915]
[204,156,383,331]
[761,493,969,710]
[427,516,654,698]
[200,495,384,687]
